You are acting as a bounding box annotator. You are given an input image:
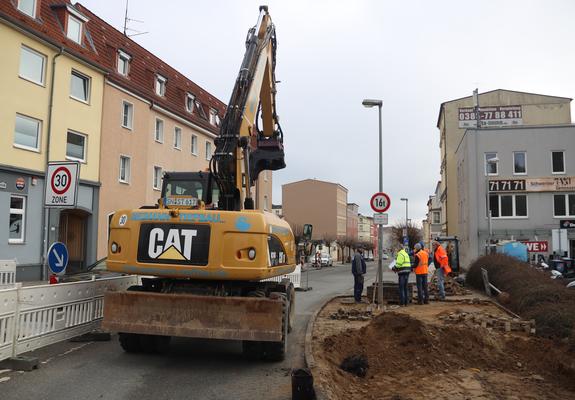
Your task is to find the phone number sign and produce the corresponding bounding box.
[44,162,80,208]
[458,105,523,128]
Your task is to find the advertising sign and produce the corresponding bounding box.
[521,241,549,253]
[44,162,80,208]
[560,220,575,229]
[488,177,575,193]
[458,105,523,128]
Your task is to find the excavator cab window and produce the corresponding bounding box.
[268,235,286,266]
[165,180,204,199]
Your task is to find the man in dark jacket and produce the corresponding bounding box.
[352,248,367,303]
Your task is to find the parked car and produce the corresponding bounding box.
[382,253,389,260]
[320,254,333,267]
[59,258,126,282]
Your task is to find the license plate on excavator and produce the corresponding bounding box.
[103,291,283,342]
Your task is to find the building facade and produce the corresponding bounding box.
[282,179,348,241]
[0,0,106,279]
[346,203,359,241]
[437,89,571,238]
[457,124,575,267]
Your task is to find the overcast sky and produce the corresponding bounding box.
[79,0,575,225]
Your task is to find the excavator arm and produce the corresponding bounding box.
[210,6,285,211]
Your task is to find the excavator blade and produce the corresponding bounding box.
[102,291,283,341]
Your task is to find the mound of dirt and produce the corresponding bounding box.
[317,311,575,400]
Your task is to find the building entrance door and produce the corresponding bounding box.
[58,210,88,273]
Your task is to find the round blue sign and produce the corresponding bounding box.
[48,242,68,275]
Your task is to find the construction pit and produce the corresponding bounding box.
[310,296,575,400]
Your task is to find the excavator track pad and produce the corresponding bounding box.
[103,291,283,341]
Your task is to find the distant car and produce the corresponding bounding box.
[59,258,126,282]
[320,254,333,267]
[382,253,389,260]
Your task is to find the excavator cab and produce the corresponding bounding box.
[161,171,219,209]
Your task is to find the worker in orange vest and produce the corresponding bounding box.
[432,240,452,300]
[413,243,429,304]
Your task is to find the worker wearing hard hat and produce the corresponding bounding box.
[413,243,429,304]
[393,243,412,306]
[432,240,452,300]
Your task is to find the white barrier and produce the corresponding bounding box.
[0,275,138,362]
[0,260,16,287]
[263,265,301,289]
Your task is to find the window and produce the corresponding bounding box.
[119,155,131,183]
[174,127,182,150]
[154,118,164,142]
[14,113,41,151]
[553,194,575,217]
[153,166,162,190]
[155,75,167,96]
[66,131,86,162]
[17,0,36,17]
[67,15,83,44]
[117,50,131,76]
[19,46,45,85]
[191,134,198,155]
[9,195,26,243]
[552,151,565,174]
[488,194,527,218]
[513,151,526,175]
[485,152,498,175]
[432,211,440,224]
[121,101,133,129]
[205,141,212,160]
[70,70,90,102]
[209,109,218,125]
[186,93,195,113]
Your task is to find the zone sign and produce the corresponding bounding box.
[45,162,80,208]
[370,192,391,213]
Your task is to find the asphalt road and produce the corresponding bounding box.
[0,261,393,400]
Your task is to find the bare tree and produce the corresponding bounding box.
[391,220,422,250]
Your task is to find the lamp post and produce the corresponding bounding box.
[401,198,408,247]
[362,98,383,308]
[485,156,499,254]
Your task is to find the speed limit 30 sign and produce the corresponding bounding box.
[44,162,80,207]
[370,192,391,213]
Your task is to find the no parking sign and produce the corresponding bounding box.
[44,162,80,208]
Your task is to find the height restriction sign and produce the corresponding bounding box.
[370,192,391,213]
[44,161,80,208]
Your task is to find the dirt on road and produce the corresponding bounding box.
[311,297,575,400]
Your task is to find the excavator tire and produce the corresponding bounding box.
[262,292,288,362]
[119,333,142,353]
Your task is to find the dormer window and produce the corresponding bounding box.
[186,93,195,113]
[117,50,131,76]
[67,15,83,44]
[17,0,36,18]
[155,74,167,96]
[209,109,218,126]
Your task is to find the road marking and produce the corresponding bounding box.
[0,376,11,383]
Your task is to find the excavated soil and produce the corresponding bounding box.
[312,298,575,400]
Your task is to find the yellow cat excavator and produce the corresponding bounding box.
[103,6,309,361]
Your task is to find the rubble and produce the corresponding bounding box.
[428,274,470,296]
[437,310,536,334]
[329,308,373,321]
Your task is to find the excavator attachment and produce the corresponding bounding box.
[103,291,283,341]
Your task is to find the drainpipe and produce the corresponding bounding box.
[40,47,63,281]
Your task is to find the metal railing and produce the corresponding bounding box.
[0,275,138,362]
[262,264,301,289]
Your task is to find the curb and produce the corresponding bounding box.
[304,294,351,400]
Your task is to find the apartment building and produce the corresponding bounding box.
[0,0,106,278]
[457,124,575,267]
[437,89,571,237]
[346,203,359,241]
[282,179,348,241]
[422,181,444,247]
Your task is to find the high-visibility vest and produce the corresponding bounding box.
[414,249,429,275]
[395,249,411,272]
[434,244,452,275]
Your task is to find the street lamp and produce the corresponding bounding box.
[400,198,408,247]
[485,156,499,254]
[362,98,383,308]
